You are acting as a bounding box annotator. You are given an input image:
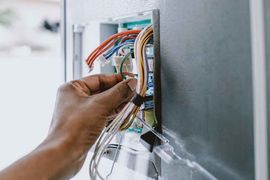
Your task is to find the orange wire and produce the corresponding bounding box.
[86,30,140,65]
[86,37,120,64]
[89,35,132,65]
[120,36,136,43]
[86,29,141,68]
[89,38,120,65]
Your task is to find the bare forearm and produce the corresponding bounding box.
[0,134,82,180]
[0,74,135,179]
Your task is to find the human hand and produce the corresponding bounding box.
[47,74,136,179]
[0,74,137,180]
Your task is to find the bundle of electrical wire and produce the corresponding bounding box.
[88,25,153,180]
[86,30,140,70]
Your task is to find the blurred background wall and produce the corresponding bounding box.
[0,0,62,172]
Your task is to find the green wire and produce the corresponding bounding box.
[115,38,122,46]
[120,52,132,79]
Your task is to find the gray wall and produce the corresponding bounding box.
[65,0,255,179]
[159,0,254,179]
[265,0,270,175]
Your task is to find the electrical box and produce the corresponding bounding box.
[70,9,217,180]
[64,0,270,179]
[72,10,162,180]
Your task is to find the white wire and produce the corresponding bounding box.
[118,44,134,56]
[89,25,153,180]
[89,104,134,179]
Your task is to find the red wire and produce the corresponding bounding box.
[86,29,141,68]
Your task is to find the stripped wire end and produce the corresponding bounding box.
[85,29,141,71]
[98,55,110,67]
[88,65,94,73]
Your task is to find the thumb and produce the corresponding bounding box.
[95,78,137,112]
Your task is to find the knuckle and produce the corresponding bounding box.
[58,83,67,92]
[116,83,130,99]
[57,83,72,93]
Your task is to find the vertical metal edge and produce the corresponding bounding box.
[61,0,67,82]
[72,25,85,80]
[152,9,162,179]
[152,9,161,133]
[249,0,269,179]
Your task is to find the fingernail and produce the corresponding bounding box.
[127,79,137,91]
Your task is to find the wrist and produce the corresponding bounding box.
[0,132,82,180]
[31,132,85,180]
[41,131,85,163]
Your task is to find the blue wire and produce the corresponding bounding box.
[105,41,135,59]
[123,39,136,43]
[105,40,135,58]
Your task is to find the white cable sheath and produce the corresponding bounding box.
[89,25,153,180]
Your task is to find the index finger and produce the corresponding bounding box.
[81,74,123,94]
